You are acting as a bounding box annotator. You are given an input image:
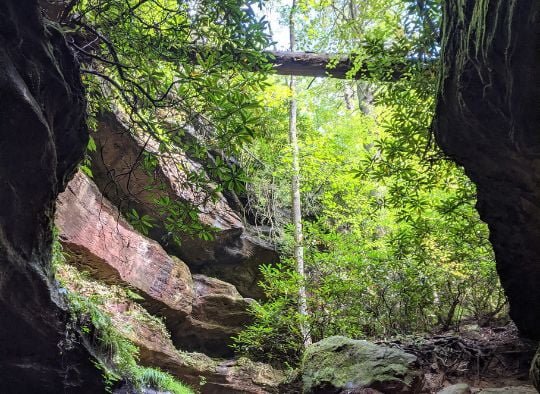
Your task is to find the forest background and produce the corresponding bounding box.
[70,0,506,373]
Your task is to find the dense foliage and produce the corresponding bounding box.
[233,0,505,367]
[67,0,272,244]
[61,0,505,373]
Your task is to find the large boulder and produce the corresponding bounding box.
[302,336,423,394]
[89,111,278,298]
[434,1,540,339]
[0,1,103,392]
[56,172,254,356]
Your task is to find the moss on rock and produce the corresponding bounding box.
[302,336,423,393]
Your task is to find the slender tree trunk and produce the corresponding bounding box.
[356,82,374,115]
[344,82,355,110]
[288,0,311,347]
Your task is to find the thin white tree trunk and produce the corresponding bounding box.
[288,0,311,347]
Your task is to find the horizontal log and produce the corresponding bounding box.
[266,51,407,80]
[170,46,414,81]
[268,51,359,78]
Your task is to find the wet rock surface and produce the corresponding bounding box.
[0,1,102,391]
[89,111,278,299]
[434,1,540,339]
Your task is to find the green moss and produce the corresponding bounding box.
[302,336,420,393]
[133,367,193,394]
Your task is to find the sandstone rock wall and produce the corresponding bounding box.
[0,1,102,391]
[56,172,255,357]
[89,111,278,299]
[57,172,194,319]
[56,243,285,393]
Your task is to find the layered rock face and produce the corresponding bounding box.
[0,1,102,391]
[56,172,254,357]
[55,173,285,391]
[176,274,255,356]
[434,1,540,339]
[57,263,284,393]
[57,172,194,319]
[89,111,278,298]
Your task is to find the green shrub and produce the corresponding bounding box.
[232,263,305,368]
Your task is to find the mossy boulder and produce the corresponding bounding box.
[302,336,423,393]
[437,384,471,394]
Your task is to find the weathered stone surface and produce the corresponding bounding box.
[478,387,537,394]
[59,266,285,394]
[56,171,194,318]
[302,336,423,394]
[0,1,103,391]
[438,385,537,394]
[434,1,540,339]
[57,172,254,356]
[122,307,284,394]
[89,111,278,298]
[173,274,255,357]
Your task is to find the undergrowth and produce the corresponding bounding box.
[52,230,193,393]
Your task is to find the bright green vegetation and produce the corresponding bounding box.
[232,0,505,367]
[233,74,504,366]
[63,0,505,374]
[52,235,193,393]
[73,0,272,246]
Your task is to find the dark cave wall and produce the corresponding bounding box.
[0,1,102,391]
[435,0,540,338]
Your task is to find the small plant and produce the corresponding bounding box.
[135,367,193,394]
[198,375,207,387]
[127,209,155,236]
[232,262,305,368]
